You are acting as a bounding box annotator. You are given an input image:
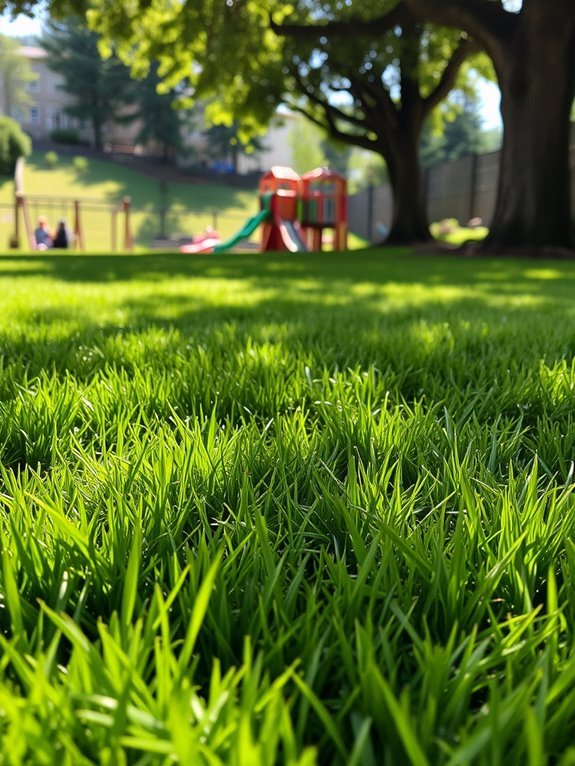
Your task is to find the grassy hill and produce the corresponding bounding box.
[0,152,263,252]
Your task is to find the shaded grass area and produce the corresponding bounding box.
[2,249,575,763]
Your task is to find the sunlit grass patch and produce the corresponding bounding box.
[431,219,489,245]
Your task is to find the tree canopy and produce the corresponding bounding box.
[42,17,133,150]
[43,17,190,159]
[273,9,487,241]
[124,63,189,163]
[203,122,267,173]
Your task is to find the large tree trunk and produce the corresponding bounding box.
[405,0,575,251]
[487,10,575,249]
[384,128,431,245]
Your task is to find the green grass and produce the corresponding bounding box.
[2,248,575,763]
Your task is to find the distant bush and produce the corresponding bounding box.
[44,151,59,168]
[50,128,80,145]
[73,156,88,173]
[436,218,459,236]
[0,116,31,176]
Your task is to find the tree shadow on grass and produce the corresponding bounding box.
[1,248,575,296]
[2,252,575,482]
[3,252,575,381]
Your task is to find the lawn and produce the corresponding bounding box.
[1,248,575,764]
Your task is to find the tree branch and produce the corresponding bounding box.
[288,103,379,153]
[290,66,369,132]
[403,0,517,51]
[270,2,411,41]
[422,37,481,115]
[288,67,381,152]
[346,73,399,133]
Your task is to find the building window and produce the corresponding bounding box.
[48,109,73,131]
[27,78,39,92]
[30,107,39,125]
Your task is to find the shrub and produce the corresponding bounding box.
[50,128,80,145]
[73,156,88,173]
[44,151,59,168]
[0,116,31,176]
[437,218,459,235]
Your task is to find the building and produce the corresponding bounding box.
[15,46,85,142]
[236,112,301,174]
[15,45,145,149]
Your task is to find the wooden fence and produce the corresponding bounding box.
[12,158,133,251]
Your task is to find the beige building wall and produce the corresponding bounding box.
[16,46,85,141]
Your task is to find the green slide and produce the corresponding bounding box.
[213,208,271,252]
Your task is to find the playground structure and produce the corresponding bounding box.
[11,158,133,252]
[181,165,348,254]
[301,167,347,251]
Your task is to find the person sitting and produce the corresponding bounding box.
[34,216,52,250]
[52,219,69,249]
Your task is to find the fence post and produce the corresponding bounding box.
[19,195,35,250]
[111,208,117,252]
[468,153,478,222]
[12,194,20,249]
[367,184,374,242]
[123,197,133,251]
[11,157,27,249]
[73,200,84,250]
